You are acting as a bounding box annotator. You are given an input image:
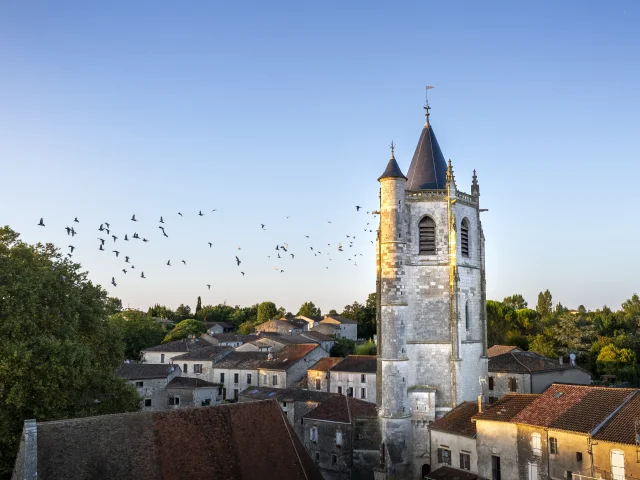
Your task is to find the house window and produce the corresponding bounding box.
[488,376,494,391]
[611,450,625,480]
[491,455,501,480]
[161,354,165,363]
[549,437,558,455]
[218,387,223,395]
[135,381,144,388]
[361,388,367,399]
[338,372,343,381]
[528,462,538,480]
[144,398,152,407]
[315,452,320,461]
[460,453,470,470]
[220,372,225,383]
[336,430,343,447]
[262,374,267,385]
[247,373,252,384]
[273,375,278,386]
[437,448,451,466]
[532,433,541,456]
[508,377,518,392]
[194,364,202,374]
[347,387,353,397]
[361,374,366,383]
[234,373,239,384]
[169,396,180,406]
[461,217,470,257]
[310,426,318,442]
[419,216,436,255]
[576,452,583,463]
[566,472,573,480]
[465,301,470,330]
[315,378,321,391]
[222,388,227,400]
[332,454,337,465]
[234,389,238,400]
[183,363,188,373]
[338,386,343,395]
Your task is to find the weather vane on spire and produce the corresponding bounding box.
[390,140,395,157]
[425,85,434,118]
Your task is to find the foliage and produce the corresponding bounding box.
[109,310,166,360]
[297,301,321,317]
[175,303,191,320]
[330,338,356,357]
[162,319,205,343]
[341,293,376,339]
[257,301,279,323]
[597,344,637,376]
[0,227,140,477]
[195,296,202,315]
[355,339,376,355]
[147,303,177,321]
[536,289,553,317]
[528,334,557,358]
[503,294,528,310]
[238,321,256,335]
[106,296,123,314]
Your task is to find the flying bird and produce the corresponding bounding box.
[133,233,140,239]
[356,206,362,211]
[70,227,76,237]
[241,272,245,276]
[38,218,45,227]
[212,209,217,212]
[74,217,79,223]
[141,272,145,278]
[261,224,265,230]
[208,242,212,248]
[278,253,281,259]
[99,224,105,231]
[305,235,309,238]
[142,238,149,242]
[167,260,171,266]
[99,244,104,251]
[67,253,72,258]
[178,212,183,217]
[159,216,164,223]
[182,260,186,265]
[125,256,130,263]
[124,234,129,241]
[113,250,120,257]
[235,256,241,266]
[131,265,135,269]
[198,210,204,216]
[207,284,211,290]
[65,226,71,235]
[122,269,127,274]
[131,214,137,222]
[290,254,295,259]
[68,245,75,253]
[111,277,117,287]
[112,235,118,242]
[98,238,106,246]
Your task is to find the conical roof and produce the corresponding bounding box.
[405,115,447,190]
[378,153,407,181]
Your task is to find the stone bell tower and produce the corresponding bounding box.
[376,96,488,478]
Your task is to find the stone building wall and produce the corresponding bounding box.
[308,369,330,392]
[303,420,353,480]
[329,371,376,403]
[515,424,551,480]
[284,347,328,388]
[487,372,531,402]
[592,440,640,479]
[475,420,519,480]
[430,430,478,474]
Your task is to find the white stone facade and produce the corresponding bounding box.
[329,371,376,403]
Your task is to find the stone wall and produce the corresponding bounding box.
[330,371,376,403]
[592,440,640,479]
[308,369,330,392]
[429,430,478,474]
[475,420,519,480]
[488,371,531,401]
[515,424,550,480]
[303,419,353,480]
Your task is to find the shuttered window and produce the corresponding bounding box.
[461,218,470,257]
[419,216,436,255]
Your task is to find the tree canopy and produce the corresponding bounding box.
[297,301,321,317]
[109,309,166,360]
[162,319,206,343]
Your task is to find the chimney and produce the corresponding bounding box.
[477,394,484,414]
[23,419,38,479]
[559,356,563,366]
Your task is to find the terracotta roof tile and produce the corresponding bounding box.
[303,395,377,423]
[430,402,478,437]
[259,344,320,371]
[594,392,640,444]
[308,357,344,372]
[487,345,521,358]
[117,363,178,380]
[489,351,587,374]
[472,394,540,422]
[329,355,377,373]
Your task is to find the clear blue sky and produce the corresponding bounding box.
[1,1,639,313]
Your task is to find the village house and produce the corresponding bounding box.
[487,349,591,402]
[12,400,323,480]
[169,345,233,385]
[141,337,213,364]
[206,321,234,335]
[319,315,358,341]
[302,395,379,480]
[308,357,345,392]
[258,344,329,389]
[238,332,332,354]
[299,331,336,352]
[296,315,323,330]
[238,386,336,440]
[164,376,219,408]
[328,355,377,403]
[487,345,522,357]
[235,336,278,352]
[311,322,341,338]
[116,363,181,411]
[204,333,259,348]
[210,351,265,401]
[255,318,308,335]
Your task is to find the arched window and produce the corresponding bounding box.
[465,302,470,331]
[461,218,470,257]
[419,216,436,255]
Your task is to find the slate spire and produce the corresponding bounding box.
[378,141,407,181]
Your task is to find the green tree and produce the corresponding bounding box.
[147,303,177,321]
[298,301,321,317]
[597,344,637,379]
[195,296,202,315]
[0,227,140,476]
[341,293,377,339]
[162,319,205,343]
[354,339,376,355]
[486,300,516,346]
[106,296,123,314]
[529,334,557,358]
[503,294,528,310]
[175,303,191,319]
[330,338,356,357]
[328,309,338,316]
[536,290,553,317]
[109,310,166,360]
[257,301,278,323]
[238,321,256,335]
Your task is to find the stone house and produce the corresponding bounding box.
[308,357,345,392]
[319,315,358,341]
[235,337,278,352]
[206,322,234,335]
[170,345,233,385]
[204,333,259,348]
[141,337,212,364]
[311,323,341,338]
[238,386,336,440]
[429,402,479,476]
[165,376,219,408]
[328,355,377,403]
[116,363,181,411]
[258,344,328,389]
[487,345,522,358]
[487,350,591,402]
[255,318,308,335]
[302,395,379,480]
[296,315,323,330]
[12,400,324,480]
[210,351,266,401]
[300,331,336,353]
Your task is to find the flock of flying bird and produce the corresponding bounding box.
[36,205,379,291]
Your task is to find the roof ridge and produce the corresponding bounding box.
[510,351,531,373]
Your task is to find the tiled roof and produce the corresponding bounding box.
[426,465,481,480]
[259,344,320,371]
[117,363,178,380]
[430,401,478,438]
[296,315,323,322]
[256,319,305,331]
[405,115,448,190]
[594,392,640,444]
[511,384,637,433]
[209,334,259,343]
[267,335,317,346]
[329,355,377,373]
[489,351,585,374]
[311,324,339,335]
[170,345,233,362]
[487,345,521,358]
[322,315,358,325]
[473,394,540,422]
[166,377,218,389]
[300,331,335,342]
[212,351,267,370]
[206,322,234,329]
[308,357,344,372]
[25,400,323,480]
[143,338,212,353]
[303,395,377,423]
[239,386,336,403]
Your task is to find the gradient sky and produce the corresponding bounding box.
[1,1,639,313]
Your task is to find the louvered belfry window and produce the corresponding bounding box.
[419,216,436,255]
[461,218,470,257]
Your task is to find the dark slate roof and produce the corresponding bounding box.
[511,384,636,433]
[22,400,323,480]
[309,357,344,372]
[212,351,267,370]
[322,315,358,325]
[300,331,335,343]
[170,345,233,362]
[472,394,540,423]
[166,377,218,389]
[268,335,318,346]
[117,363,178,380]
[378,154,407,181]
[239,386,336,403]
[489,350,590,375]
[210,334,259,343]
[296,315,323,322]
[487,345,522,358]
[207,322,234,329]
[405,116,447,190]
[143,338,211,353]
[426,466,481,480]
[259,344,320,371]
[594,392,640,444]
[329,355,377,373]
[430,401,478,438]
[303,395,377,423]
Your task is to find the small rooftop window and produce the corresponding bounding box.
[268,392,276,397]
[554,392,564,398]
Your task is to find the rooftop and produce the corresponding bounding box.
[405,107,448,190]
[212,351,267,370]
[170,345,233,362]
[426,466,482,480]
[15,401,322,480]
[206,321,234,329]
[308,357,344,372]
[321,315,358,325]
[117,363,178,380]
[239,386,336,403]
[166,377,218,389]
[594,391,640,445]
[430,401,478,438]
[487,345,522,358]
[209,334,259,343]
[489,350,588,375]
[329,355,377,373]
[473,394,540,423]
[303,395,377,423]
[143,338,212,353]
[259,344,320,371]
[299,331,336,342]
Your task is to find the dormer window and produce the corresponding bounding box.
[461,218,470,257]
[419,216,436,255]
